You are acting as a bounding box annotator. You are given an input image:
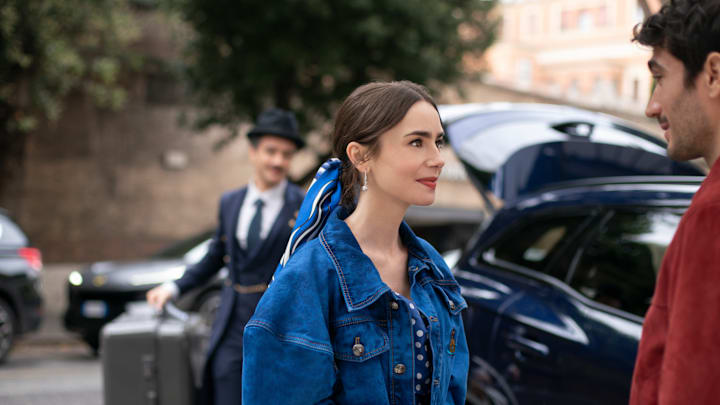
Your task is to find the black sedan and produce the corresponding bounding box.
[0,209,43,363]
[63,231,224,352]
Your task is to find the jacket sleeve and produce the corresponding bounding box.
[242,250,337,404]
[657,204,720,404]
[175,196,228,294]
[242,322,337,404]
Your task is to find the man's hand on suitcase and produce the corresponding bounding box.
[146,285,173,310]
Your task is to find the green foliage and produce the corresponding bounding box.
[0,0,142,132]
[167,0,499,136]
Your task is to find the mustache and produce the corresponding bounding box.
[658,116,669,126]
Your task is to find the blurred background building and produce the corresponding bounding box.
[483,0,658,114]
[1,0,664,263]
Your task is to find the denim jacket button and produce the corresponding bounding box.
[352,343,365,357]
[393,364,406,375]
[391,301,399,311]
[448,300,456,310]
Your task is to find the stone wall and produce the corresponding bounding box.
[1,9,262,262]
[10,97,247,261]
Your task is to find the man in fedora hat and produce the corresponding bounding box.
[147,108,305,405]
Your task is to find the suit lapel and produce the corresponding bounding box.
[227,187,248,259]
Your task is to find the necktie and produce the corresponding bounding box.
[246,199,264,252]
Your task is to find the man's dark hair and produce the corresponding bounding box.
[633,0,720,87]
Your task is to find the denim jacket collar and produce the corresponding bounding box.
[319,207,446,312]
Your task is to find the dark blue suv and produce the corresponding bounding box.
[439,104,704,405]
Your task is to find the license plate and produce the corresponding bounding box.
[82,300,108,318]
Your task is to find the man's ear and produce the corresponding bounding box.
[346,141,370,172]
[705,52,720,98]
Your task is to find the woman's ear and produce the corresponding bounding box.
[346,141,370,171]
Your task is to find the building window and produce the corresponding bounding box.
[528,14,538,34]
[516,59,532,90]
[561,9,572,31]
[593,78,619,104]
[561,6,608,32]
[578,10,594,31]
[567,79,581,100]
[633,78,640,101]
[596,6,607,26]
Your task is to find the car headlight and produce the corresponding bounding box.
[68,271,83,286]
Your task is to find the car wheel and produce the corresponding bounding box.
[0,297,17,363]
[466,357,518,405]
[194,290,221,328]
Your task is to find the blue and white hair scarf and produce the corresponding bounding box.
[276,158,343,271]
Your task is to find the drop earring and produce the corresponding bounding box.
[362,171,368,191]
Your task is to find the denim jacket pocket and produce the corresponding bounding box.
[331,317,389,362]
[431,281,468,316]
[330,317,392,404]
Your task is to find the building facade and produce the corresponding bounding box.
[484,0,654,115]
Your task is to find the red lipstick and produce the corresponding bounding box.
[417,177,438,190]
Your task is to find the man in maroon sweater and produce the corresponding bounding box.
[630,1,720,404]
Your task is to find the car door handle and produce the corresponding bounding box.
[507,335,549,358]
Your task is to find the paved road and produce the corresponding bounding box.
[0,341,101,405]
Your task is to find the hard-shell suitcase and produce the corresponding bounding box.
[101,303,208,405]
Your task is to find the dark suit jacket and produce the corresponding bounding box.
[175,182,304,404]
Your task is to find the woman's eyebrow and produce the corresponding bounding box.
[403,130,445,139]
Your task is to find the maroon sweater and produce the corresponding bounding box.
[630,158,720,405]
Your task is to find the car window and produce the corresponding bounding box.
[568,209,684,317]
[413,223,479,255]
[485,215,591,273]
[0,214,28,245]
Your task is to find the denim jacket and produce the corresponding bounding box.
[243,208,469,404]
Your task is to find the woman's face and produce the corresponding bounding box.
[367,100,445,207]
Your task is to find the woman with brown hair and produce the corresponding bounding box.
[242,81,469,404]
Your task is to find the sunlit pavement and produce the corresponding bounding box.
[0,264,102,405]
[0,341,101,405]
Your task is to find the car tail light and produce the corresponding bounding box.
[19,247,43,271]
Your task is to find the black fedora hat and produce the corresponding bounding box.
[247,108,305,149]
